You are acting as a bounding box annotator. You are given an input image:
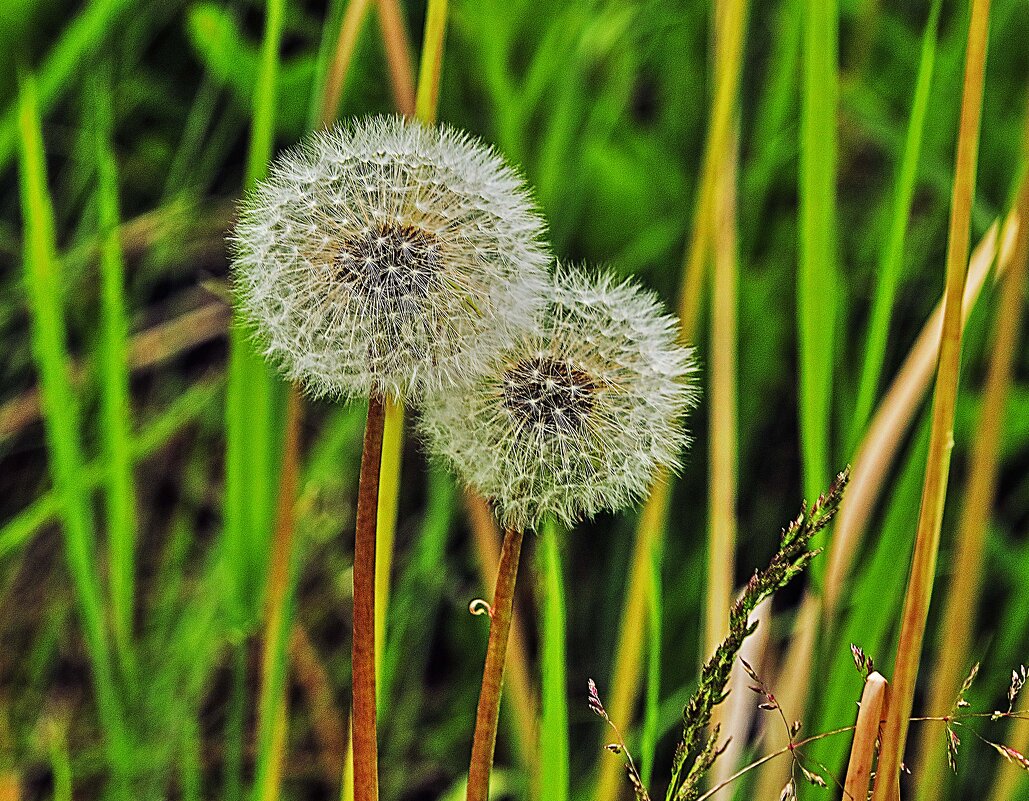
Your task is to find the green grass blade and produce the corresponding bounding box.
[639,535,663,786]
[849,0,944,448]
[539,519,569,801]
[92,67,138,681]
[17,73,129,798]
[235,3,289,801]
[797,0,839,506]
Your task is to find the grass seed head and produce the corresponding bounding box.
[230,114,550,401]
[419,266,698,530]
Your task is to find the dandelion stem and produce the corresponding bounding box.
[353,395,386,801]
[466,526,525,801]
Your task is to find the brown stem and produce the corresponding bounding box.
[353,395,385,801]
[466,526,525,801]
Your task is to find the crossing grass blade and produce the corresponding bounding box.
[17,73,130,799]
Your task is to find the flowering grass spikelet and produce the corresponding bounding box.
[420,267,698,530]
[230,115,550,400]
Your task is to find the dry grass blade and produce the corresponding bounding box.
[290,624,347,783]
[871,0,992,797]
[844,672,889,800]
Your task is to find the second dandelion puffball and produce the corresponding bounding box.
[230,115,550,401]
[419,268,698,530]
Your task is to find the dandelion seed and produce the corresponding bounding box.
[420,267,698,530]
[230,115,549,401]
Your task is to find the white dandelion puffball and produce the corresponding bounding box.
[419,268,698,530]
[230,115,550,401]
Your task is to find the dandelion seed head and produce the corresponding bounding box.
[420,267,698,530]
[230,115,550,400]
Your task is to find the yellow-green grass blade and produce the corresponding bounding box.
[539,519,569,801]
[92,67,138,684]
[17,74,129,797]
[849,0,943,450]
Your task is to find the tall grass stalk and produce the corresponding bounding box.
[849,0,943,449]
[17,74,129,798]
[823,219,1012,620]
[705,130,739,663]
[919,113,1029,799]
[93,69,137,682]
[414,0,449,125]
[253,388,303,801]
[596,2,748,798]
[316,0,372,129]
[374,398,405,687]
[797,0,838,507]
[870,0,992,797]
[539,520,569,801]
[225,0,287,798]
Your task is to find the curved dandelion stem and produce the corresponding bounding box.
[467,526,525,801]
[353,395,386,801]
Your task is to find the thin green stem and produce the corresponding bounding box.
[798,0,838,507]
[467,527,525,801]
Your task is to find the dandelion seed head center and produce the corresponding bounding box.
[502,356,597,435]
[333,222,442,301]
